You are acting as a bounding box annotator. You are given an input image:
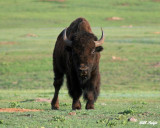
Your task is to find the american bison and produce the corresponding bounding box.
[51,17,104,110]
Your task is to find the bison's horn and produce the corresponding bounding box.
[94,28,104,47]
[63,28,72,46]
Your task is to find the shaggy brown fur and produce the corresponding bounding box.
[51,17,103,110]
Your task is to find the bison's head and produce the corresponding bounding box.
[63,28,104,84]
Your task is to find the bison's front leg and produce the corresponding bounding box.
[85,91,95,109]
[51,88,60,110]
[84,72,100,109]
[51,75,64,110]
[67,74,82,110]
[72,99,81,110]
[69,89,82,110]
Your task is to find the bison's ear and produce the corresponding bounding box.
[65,46,72,52]
[95,46,103,52]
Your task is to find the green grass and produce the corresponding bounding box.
[0,0,160,28]
[0,0,160,127]
[0,90,160,128]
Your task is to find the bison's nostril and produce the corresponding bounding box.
[80,70,88,76]
[79,65,88,71]
[79,65,88,77]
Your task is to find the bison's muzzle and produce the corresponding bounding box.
[77,64,90,85]
[79,64,88,79]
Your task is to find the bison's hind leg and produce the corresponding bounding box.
[51,73,64,110]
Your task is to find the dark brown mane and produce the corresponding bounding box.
[71,31,98,45]
[67,17,93,39]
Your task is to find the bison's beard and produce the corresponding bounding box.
[77,71,91,85]
[79,76,88,85]
[73,63,91,85]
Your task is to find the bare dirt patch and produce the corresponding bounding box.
[106,17,124,21]
[68,112,76,115]
[153,32,160,34]
[128,117,137,122]
[0,42,16,45]
[121,3,130,6]
[153,0,160,2]
[12,81,18,85]
[112,56,128,61]
[23,33,38,37]
[40,0,65,2]
[153,62,160,67]
[0,108,42,112]
[35,98,51,103]
[121,25,133,28]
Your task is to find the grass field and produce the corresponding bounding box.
[0,0,160,28]
[0,90,160,128]
[0,0,160,127]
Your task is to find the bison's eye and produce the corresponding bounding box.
[91,49,95,54]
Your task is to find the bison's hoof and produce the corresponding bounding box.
[51,107,59,110]
[85,104,94,109]
[72,101,81,110]
[86,107,94,109]
[51,106,59,110]
[72,106,81,110]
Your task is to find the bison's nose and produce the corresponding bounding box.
[79,64,88,71]
[79,70,88,76]
[79,64,88,77]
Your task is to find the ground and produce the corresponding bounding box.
[0,90,160,128]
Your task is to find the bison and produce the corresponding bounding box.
[51,17,104,110]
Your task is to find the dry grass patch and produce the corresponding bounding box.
[112,56,128,61]
[153,32,160,34]
[40,0,65,2]
[0,42,16,45]
[106,17,124,21]
[0,108,42,112]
